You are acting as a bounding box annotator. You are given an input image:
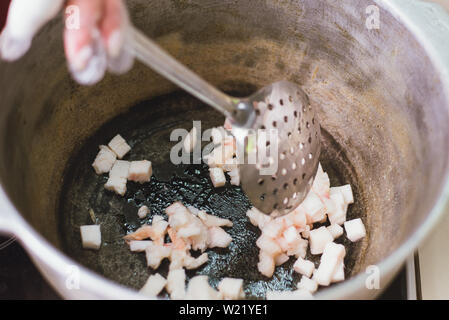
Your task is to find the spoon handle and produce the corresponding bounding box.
[126,25,237,118]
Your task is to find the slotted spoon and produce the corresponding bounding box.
[126,26,321,215]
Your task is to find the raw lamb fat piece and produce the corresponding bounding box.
[140,273,167,297]
[128,160,152,183]
[218,278,245,300]
[309,226,334,255]
[293,257,315,277]
[80,225,101,250]
[297,276,318,293]
[344,218,366,242]
[92,145,116,174]
[108,134,131,159]
[109,160,130,178]
[209,167,227,188]
[104,176,127,196]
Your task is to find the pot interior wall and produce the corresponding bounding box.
[0,0,448,289]
[57,91,363,296]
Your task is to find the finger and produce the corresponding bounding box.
[64,0,103,70]
[0,0,64,61]
[101,0,133,74]
[101,0,125,58]
[64,0,107,85]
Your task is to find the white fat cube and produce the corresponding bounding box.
[263,220,284,238]
[167,208,191,229]
[275,253,290,266]
[198,211,233,228]
[330,184,354,204]
[301,225,311,239]
[178,223,201,238]
[227,167,240,186]
[207,226,232,248]
[209,167,226,188]
[327,192,347,225]
[92,145,116,174]
[109,160,130,178]
[207,142,235,168]
[344,218,366,242]
[104,176,127,196]
[222,158,238,172]
[152,215,165,224]
[145,243,172,269]
[128,160,152,183]
[139,273,167,298]
[165,201,190,217]
[309,226,334,255]
[170,249,187,271]
[286,238,308,259]
[185,276,221,300]
[257,251,275,278]
[218,278,245,300]
[302,191,326,223]
[293,257,315,278]
[283,226,300,244]
[314,242,346,286]
[246,207,272,229]
[108,134,131,159]
[137,205,150,219]
[327,224,344,239]
[80,225,101,250]
[332,261,345,283]
[129,240,152,252]
[211,127,227,145]
[312,163,330,197]
[291,209,307,229]
[167,269,186,300]
[152,220,169,240]
[184,252,208,269]
[297,276,318,293]
[256,235,282,256]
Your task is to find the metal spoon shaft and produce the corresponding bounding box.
[126,26,236,118]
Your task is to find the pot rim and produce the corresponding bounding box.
[317,0,449,299]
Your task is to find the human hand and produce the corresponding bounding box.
[0,0,134,85]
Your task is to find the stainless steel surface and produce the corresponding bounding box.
[415,0,449,302]
[128,26,320,214]
[238,81,320,214]
[406,254,418,300]
[0,0,448,299]
[127,26,239,123]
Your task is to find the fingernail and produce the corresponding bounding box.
[70,52,107,85]
[107,30,124,58]
[69,38,107,85]
[71,45,93,72]
[108,48,134,74]
[0,33,31,61]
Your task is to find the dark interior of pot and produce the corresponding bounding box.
[56,91,363,298]
[0,0,448,297]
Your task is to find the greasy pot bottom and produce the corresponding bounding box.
[58,91,367,299]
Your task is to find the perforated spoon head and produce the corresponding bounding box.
[126,29,320,215]
[230,81,321,215]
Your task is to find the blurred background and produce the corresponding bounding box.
[0,1,9,30]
